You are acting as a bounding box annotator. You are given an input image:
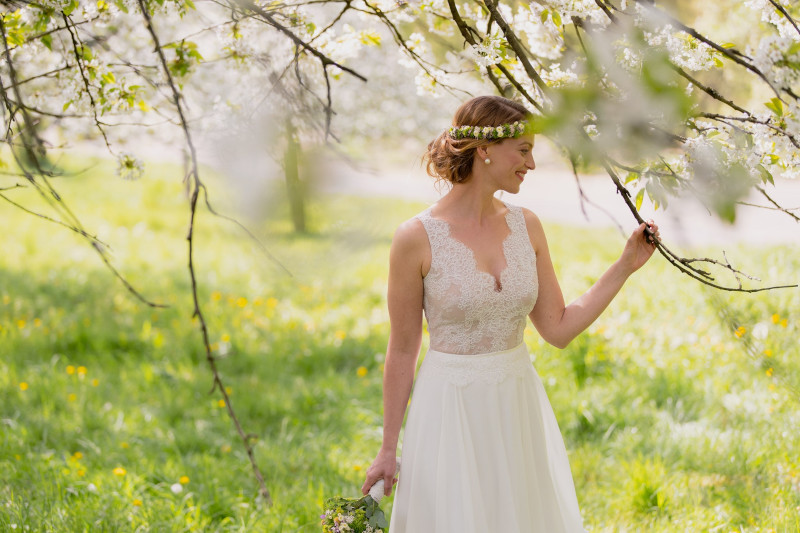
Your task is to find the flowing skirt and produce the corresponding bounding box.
[389,343,586,533]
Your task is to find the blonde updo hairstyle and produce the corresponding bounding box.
[424,95,532,186]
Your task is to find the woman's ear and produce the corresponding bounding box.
[476,144,489,161]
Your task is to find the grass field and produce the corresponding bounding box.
[1,156,799,532]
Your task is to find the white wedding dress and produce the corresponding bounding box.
[388,202,586,532]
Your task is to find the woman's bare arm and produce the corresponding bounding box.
[361,218,428,496]
[524,209,658,349]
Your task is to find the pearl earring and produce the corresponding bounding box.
[484,158,491,165]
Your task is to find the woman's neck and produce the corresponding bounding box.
[435,177,503,224]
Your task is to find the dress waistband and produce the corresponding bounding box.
[420,342,532,387]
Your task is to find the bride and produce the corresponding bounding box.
[362,95,659,532]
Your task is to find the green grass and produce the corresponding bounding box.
[1,155,799,531]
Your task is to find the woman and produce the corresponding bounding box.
[361,95,659,532]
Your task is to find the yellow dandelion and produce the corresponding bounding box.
[221,333,231,343]
[266,297,278,309]
[91,379,99,387]
[62,468,70,475]
[113,467,127,476]
[34,318,42,327]
[211,291,222,302]
[72,451,83,460]
[133,499,142,507]
[17,319,26,329]
[217,399,226,408]
[221,444,232,453]
[734,326,746,338]
[67,393,77,402]
[353,465,362,472]
[19,382,28,391]
[772,313,781,324]
[15,454,21,461]
[766,368,773,377]
[335,330,347,340]
[225,386,232,395]
[179,475,190,484]
[764,349,773,357]
[357,366,368,378]
[77,366,87,376]
[769,384,776,391]
[77,469,85,477]
[121,442,130,449]
[236,297,248,308]
[780,318,788,328]
[66,365,75,375]
[210,342,220,352]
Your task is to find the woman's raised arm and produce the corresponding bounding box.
[525,209,658,349]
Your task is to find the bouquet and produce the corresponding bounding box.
[321,460,399,533]
[320,493,388,533]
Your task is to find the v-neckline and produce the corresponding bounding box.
[427,203,513,293]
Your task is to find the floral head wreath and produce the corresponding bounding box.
[447,119,534,141]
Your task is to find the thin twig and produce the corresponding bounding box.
[137,0,273,506]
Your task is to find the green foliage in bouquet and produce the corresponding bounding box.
[321,495,388,533]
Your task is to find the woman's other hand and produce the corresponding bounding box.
[361,449,398,497]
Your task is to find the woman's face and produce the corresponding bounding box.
[484,134,536,194]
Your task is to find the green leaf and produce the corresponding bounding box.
[713,56,724,68]
[62,0,80,16]
[635,188,644,211]
[184,0,196,10]
[63,100,73,111]
[540,9,549,23]
[757,164,775,185]
[41,34,53,50]
[101,72,116,85]
[765,97,784,117]
[721,42,736,49]
[625,172,638,184]
[552,10,562,27]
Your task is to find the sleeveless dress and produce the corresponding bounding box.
[388,202,586,533]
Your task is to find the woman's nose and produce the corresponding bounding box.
[527,155,536,170]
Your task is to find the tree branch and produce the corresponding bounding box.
[137,0,273,506]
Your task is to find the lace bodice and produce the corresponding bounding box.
[416,202,538,355]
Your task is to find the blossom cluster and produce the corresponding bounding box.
[448,120,531,140]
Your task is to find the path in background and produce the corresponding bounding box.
[317,139,800,248]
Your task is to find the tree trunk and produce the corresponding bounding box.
[284,120,307,233]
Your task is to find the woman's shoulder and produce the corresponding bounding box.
[503,202,543,228]
[507,204,546,253]
[391,212,431,251]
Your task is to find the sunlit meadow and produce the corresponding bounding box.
[1,156,799,532]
